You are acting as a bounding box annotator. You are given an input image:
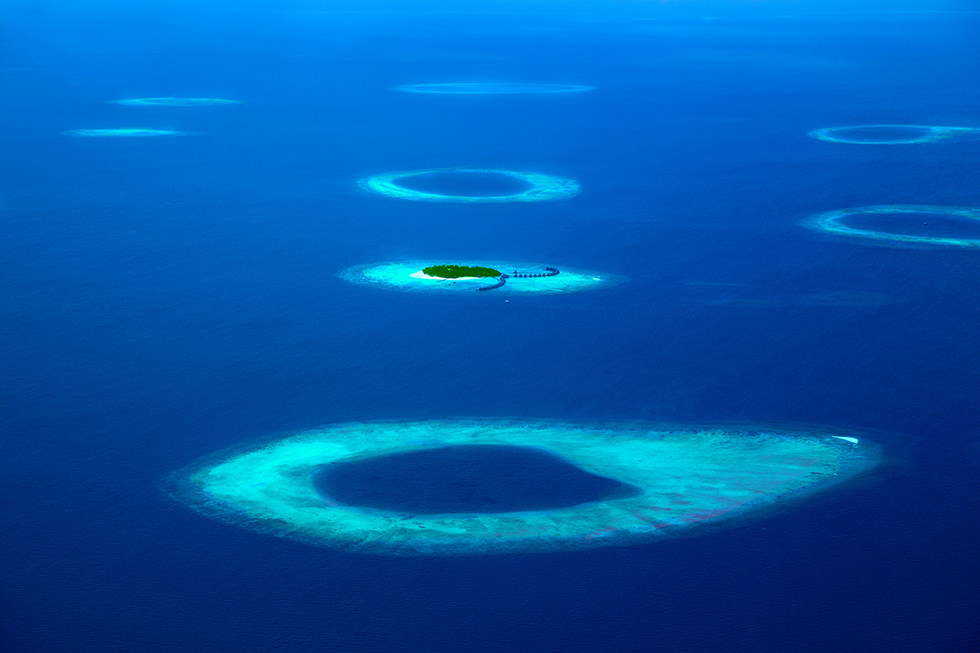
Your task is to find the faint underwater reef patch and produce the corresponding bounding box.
[395,82,594,95]
[62,128,190,137]
[108,97,243,107]
[809,125,980,145]
[680,281,902,308]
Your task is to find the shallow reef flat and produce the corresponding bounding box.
[167,419,879,556]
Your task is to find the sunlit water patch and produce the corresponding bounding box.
[167,419,879,556]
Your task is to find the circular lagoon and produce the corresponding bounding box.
[339,260,623,294]
[168,419,879,556]
[809,124,978,145]
[110,97,242,107]
[359,168,580,203]
[804,205,980,248]
[313,444,640,515]
[396,82,594,95]
[63,128,187,137]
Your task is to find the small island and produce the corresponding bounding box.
[422,264,501,278]
[339,260,624,294]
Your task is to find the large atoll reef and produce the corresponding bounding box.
[109,97,242,107]
[396,82,594,95]
[359,168,580,203]
[340,261,623,294]
[167,419,879,556]
[803,204,980,248]
[63,128,187,137]
[809,124,980,145]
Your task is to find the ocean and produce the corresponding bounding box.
[2,1,979,650]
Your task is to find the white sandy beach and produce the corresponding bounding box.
[409,271,484,281]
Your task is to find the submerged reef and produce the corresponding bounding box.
[359,168,580,203]
[396,82,594,95]
[63,128,187,137]
[340,260,622,294]
[110,97,242,107]
[809,124,979,145]
[167,419,879,556]
[804,205,980,248]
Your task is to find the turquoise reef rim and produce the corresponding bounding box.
[809,124,978,145]
[109,97,242,107]
[396,82,594,95]
[359,168,580,203]
[63,128,187,137]
[804,205,980,248]
[339,260,624,294]
[166,419,879,556]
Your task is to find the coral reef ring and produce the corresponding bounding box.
[359,168,580,203]
[809,124,977,145]
[167,419,879,556]
[805,205,980,248]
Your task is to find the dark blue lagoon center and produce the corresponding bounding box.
[394,171,534,197]
[312,444,640,514]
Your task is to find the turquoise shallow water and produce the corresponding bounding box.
[340,260,623,293]
[2,2,980,651]
[172,419,875,555]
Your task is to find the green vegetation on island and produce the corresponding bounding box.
[423,264,501,278]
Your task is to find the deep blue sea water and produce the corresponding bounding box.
[2,1,980,650]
